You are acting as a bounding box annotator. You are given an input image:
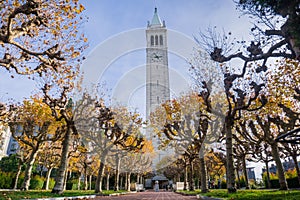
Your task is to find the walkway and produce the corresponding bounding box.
[93,191,220,200]
[94,191,197,200]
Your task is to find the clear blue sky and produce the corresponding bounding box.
[78,0,253,112]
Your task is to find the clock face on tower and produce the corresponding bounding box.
[151,52,163,62]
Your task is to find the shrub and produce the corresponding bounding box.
[287,177,300,188]
[236,176,246,188]
[221,180,226,189]
[66,179,77,190]
[286,169,297,179]
[17,174,25,188]
[48,178,55,190]
[29,175,44,190]
[0,171,14,188]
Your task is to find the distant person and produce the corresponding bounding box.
[154,181,159,192]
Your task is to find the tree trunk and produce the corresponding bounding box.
[114,155,120,191]
[89,175,92,190]
[242,156,249,189]
[225,118,236,193]
[184,165,188,190]
[236,167,240,189]
[199,154,208,193]
[52,126,72,194]
[44,167,53,190]
[63,170,69,191]
[127,172,131,192]
[292,154,300,186]
[270,142,288,190]
[21,148,39,190]
[137,174,140,184]
[13,161,23,189]
[106,172,110,191]
[289,38,300,60]
[124,173,128,191]
[84,167,88,190]
[95,159,106,193]
[189,161,195,191]
[265,160,271,189]
[120,175,124,190]
[77,173,81,190]
[140,175,143,185]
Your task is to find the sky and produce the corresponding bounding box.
[0,0,266,179]
[79,0,253,112]
[1,0,253,106]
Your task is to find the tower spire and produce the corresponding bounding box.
[149,7,163,27]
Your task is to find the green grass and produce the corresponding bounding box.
[0,190,127,200]
[179,189,300,200]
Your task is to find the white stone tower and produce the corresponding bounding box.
[146,8,170,120]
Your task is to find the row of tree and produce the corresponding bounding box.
[150,0,300,193]
[151,58,299,191]
[0,0,155,194]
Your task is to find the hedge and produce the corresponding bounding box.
[265,177,300,189]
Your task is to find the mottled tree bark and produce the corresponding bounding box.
[189,161,195,191]
[137,174,140,184]
[184,165,188,190]
[114,155,120,191]
[199,156,208,193]
[95,150,109,193]
[225,117,236,193]
[265,160,271,189]
[52,127,72,194]
[271,143,288,190]
[106,172,110,191]
[13,161,22,189]
[242,156,249,189]
[84,167,88,190]
[44,167,53,190]
[89,175,92,190]
[127,172,131,192]
[236,167,241,189]
[21,149,39,190]
[77,173,81,190]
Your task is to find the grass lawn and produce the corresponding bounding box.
[0,190,127,200]
[179,189,300,200]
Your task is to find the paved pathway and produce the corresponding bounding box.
[94,191,199,200]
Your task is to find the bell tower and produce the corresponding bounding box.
[146,8,170,120]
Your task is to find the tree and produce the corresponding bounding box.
[205,150,226,187]
[282,143,300,186]
[194,1,300,190]
[232,140,251,189]
[0,0,87,193]
[42,85,80,194]
[7,98,63,190]
[0,0,86,76]
[256,143,273,189]
[190,47,266,192]
[236,0,300,59]
[37,141,61,190]
[75,94,145,193]
[266,59,300,185]
[238,95,289,190]
[151,92,215,192]
[156,155,183,183]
